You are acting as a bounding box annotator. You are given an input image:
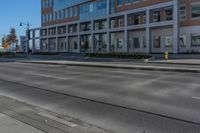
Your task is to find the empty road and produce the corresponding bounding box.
[0,62,200,133]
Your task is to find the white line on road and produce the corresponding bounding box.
[28,73,68,80]
[38,113,77,128]
[192,97,200,100]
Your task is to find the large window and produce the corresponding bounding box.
[165,8,173,21]
[79,0,107,20]
[180,35,186,47]
[117,0,123,6]
[153,11,161,22]
[134,15,141,25]
[126,0,131,5]
[191,34,200,46]
[110,32,125,52]
[191,3,200,18]
[180,6,186,20]
[80,35,92,53]
[41,39,48,52]
[128,12,145,25]
[94,20,107,30]
[68,24,78,33]
[94,33,107,53]
[153,36,161,48]
[49,38,56,51]
[41,29,47,36]
[68,36,78,53]
[80,22,91,32]
[48,28,56,36]
[133,37,140,48]
[58,37,67,52]
[165,35,173,47]
[74,6,78,16]
[110,16,124,28]
[58,26,66,34]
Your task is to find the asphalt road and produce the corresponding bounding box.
[0,62,200,133]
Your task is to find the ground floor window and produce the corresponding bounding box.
[58,37,67,52]
[94,33,107,53]
[49,38,56,51]
[165,35,173,47]
[153,36,161,48]
[180,34,186,47]
[143,36,146,48]
[41,39,48,51]
[68,36,78,53]
[110,32,125,52]
[133,37,140,48]
[191,34,200,46]
[80,35,92,53]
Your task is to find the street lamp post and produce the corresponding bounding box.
[20,22,31,55]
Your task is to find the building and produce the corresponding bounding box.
[29,0,200,54]
[20,36,27,52]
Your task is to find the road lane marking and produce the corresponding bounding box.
[38,113,78,128]
[28,73,68,80]
[192,97,200,100]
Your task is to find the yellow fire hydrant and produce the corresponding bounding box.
[164,51,168,60]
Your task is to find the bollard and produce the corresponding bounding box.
[164,51,168,60]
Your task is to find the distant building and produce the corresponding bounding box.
[29,0,200,54]
[0,47,3,52]
[20,36,27,52]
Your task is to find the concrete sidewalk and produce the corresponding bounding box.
[0,95,110,133]
[19,60,200,73]
[0,113,44,133]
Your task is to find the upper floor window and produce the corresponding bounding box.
[74,6,78,16]
[110,16,124,28]
[94,19,107,30]
[191,3,200,18]
[58,26,66,34]
[117,0,123,6]
[191,34,200,46]
[48,28,56,36]
[152,11,161,22]
[180,5,186,20]
[69,7,73,17]
[68,24,78,33]
[128,12,145,25]
[165,7,173,21]
[80,22,91,32]
[41,29,47,36]
[126,0,131,4]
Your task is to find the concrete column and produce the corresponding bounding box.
[124,14,129,53]
[91,20,94,53]
[66,36,69,52]
[78,23,81,53]
[173,0,180,54]
[56,27,59,53]
[146,9,151,53]
[47,28,50,52]
[106,18,110,53]
[32,31,35,54]
[66,24,69,53]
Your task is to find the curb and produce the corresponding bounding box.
[148,61,200,66]
[18,61,200,73]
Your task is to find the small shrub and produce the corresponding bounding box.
[84,53,151,59]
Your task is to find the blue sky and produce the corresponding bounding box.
[0,0,41,40]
